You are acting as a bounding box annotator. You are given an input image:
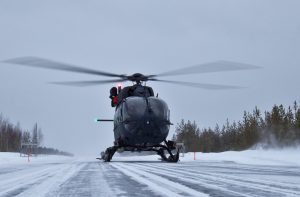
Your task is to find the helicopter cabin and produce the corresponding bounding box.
[110,84,154,107]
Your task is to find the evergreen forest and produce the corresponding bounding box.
[174,101,300,152]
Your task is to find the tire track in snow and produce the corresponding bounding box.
[137,163,300,196]
[110,162,209,197]
[158,162,300,193]
[176,164,300,192]
[99,162,160,197]
[22,162,85,197]
[0,165,65,196]
[131,162,300,197]
[51,162,115,197]
[127,163,254,197]
[0,162,85,197]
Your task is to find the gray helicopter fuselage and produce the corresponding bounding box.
[113,95,170,146]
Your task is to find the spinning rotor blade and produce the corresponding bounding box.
[3,56,260,89]
[150,79,243,90]
[3,56,125,78]
[154,61,260,77]
[50,79,127,87]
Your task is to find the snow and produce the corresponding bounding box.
[182,148,300,166]
[0,152,75,166]
[0,149,299,197]
[112,148,300,166]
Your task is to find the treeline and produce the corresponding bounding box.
[36,147,74,157]
[0,115,43,152]
[174,101,300,152]
[0,115,27,152]
[0,114,73,156]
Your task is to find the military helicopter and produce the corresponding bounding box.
[3,57,259,162]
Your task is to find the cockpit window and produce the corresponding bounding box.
[148,97,170,121]
[123,97,147,121]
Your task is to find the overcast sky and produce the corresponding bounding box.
[0,0,300,155]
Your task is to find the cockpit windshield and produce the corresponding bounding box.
[148,97,170,121]
[122,96,170,122]
[123,97,147,121]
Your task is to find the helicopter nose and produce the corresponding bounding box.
[121,96,171,144]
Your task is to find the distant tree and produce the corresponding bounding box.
[38,127,43,146]
[294,102,300,142]
[240,108,261,149]
[32,123,38,145]
[22,131,31,144]
[199,128,221,152]
[175,120,201,152]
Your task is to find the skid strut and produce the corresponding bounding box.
[99,140,180,162]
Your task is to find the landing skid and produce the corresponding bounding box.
[98,140,180,163]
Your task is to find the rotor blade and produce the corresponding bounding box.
[3,56,125,78]
[49,79,127,87]
[154,61,261,77]
[150,79,244,90]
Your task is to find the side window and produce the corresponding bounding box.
[148,87,154,96]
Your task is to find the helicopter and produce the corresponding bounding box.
[3,57,260,162]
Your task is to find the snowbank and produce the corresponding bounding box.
[0,152,74,166]
[113,148,300,166]
[182,148,300,166]
[1,148,299,166]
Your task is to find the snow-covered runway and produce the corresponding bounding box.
[0,150,300,197]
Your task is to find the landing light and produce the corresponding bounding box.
[117,83,123,94]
